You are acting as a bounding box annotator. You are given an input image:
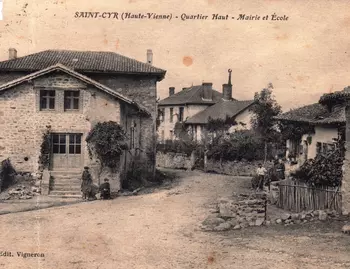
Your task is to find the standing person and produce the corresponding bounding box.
[276,158,286,180]
[81,166,93,200]
[99,178,111,200]
[256,163,267,191]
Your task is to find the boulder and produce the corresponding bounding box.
[202,216,225,229]
[214,222,232,231]
[219,199,238,218]
[281,214,291,221]
[233,224,241,230]
[276,219,282,224]
[291,213,300,220]
[341,225,350,234]
[255,218,265,226]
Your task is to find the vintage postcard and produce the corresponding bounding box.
[0,0,350,268]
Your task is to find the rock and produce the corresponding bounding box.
[295,220,302,224]
[300,214,307,220]
[255,218,265,226]
[219,199,238,218]
[265,220,271,226]
[276,219,282,224]
[19,195,32,200]
[34,180,41,187]
[285,219,292,224]
[281,214,291,221]
[341,225,350,234]
[214,222,232,231]
[313,210,320,217]
[318,211,327,221]
[249,221,255,227]
[1,194,11,200]
[229,219,238,227]
[233,224,241,230]
[202,217,225,229]
[209,208,219,214]
[303,220,308,223]
[291,213,300,220]
[236,217,246,224]
[240,222,249,228]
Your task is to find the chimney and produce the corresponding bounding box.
[202,82,213,101]
[222,69,233,101]
[9,48,17,60]
[169,87,175,96]
[147,49,153,65]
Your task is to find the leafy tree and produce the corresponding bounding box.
[250,83,282,162]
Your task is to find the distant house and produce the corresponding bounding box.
[275,89,346,167]
[157,70,255,142]
[0,48,166,195]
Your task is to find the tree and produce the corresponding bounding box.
[250,83,282,162]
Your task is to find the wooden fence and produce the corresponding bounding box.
[277,180,342,213]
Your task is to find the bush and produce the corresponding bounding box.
[156,139,199,156]
[207,130,276,162]
[86,121,128,169]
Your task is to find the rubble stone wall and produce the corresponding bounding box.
[0,73,129,187]
[156,152,273,176]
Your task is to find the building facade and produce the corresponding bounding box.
[157,70,255,142]
[0,49,166,193]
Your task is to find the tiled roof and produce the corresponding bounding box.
[274,103,345,125]
[158,85,229,106]
[0,50,166,79]
[185,99,255,124]
[0,64,150,115]
[319,86,350,105]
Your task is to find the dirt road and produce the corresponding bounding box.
[0,170,349,269]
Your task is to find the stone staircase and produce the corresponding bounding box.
[48,170,82,199]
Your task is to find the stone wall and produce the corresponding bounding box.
[206,159,274,176]
[87,74,158,173]
[156,152,273,176]
[0,71,159,175]
[156,152,193,170]
[0,72,130,191]
[343,104,350,215]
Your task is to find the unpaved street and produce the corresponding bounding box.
[0,170,349,269]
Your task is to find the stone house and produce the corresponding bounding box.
[275,97,344,169]
[276,86,350,214]
[0,49,166,195]
[157,70,255,142]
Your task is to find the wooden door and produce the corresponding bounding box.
[51,133,83,170]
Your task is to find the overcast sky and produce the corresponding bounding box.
[0,0,349,112]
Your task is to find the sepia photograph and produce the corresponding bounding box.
[0,0,350,268]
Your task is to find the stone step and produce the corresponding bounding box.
[53,185,81,191]
[48,194,82,199]
[50,190,82,196]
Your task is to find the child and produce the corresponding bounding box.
[99,178,111,200]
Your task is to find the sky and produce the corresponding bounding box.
[0,0,349,112]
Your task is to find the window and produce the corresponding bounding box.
[130,127,135,149]
[178,107,184,122]
[316,142,337,155]
[40,90,55,110]
[170,108,174,123]
[160,108,165,122]
[52,134,66,154]
[64,90,80,110]
[69,134,82,154]
[161,130,165,142]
